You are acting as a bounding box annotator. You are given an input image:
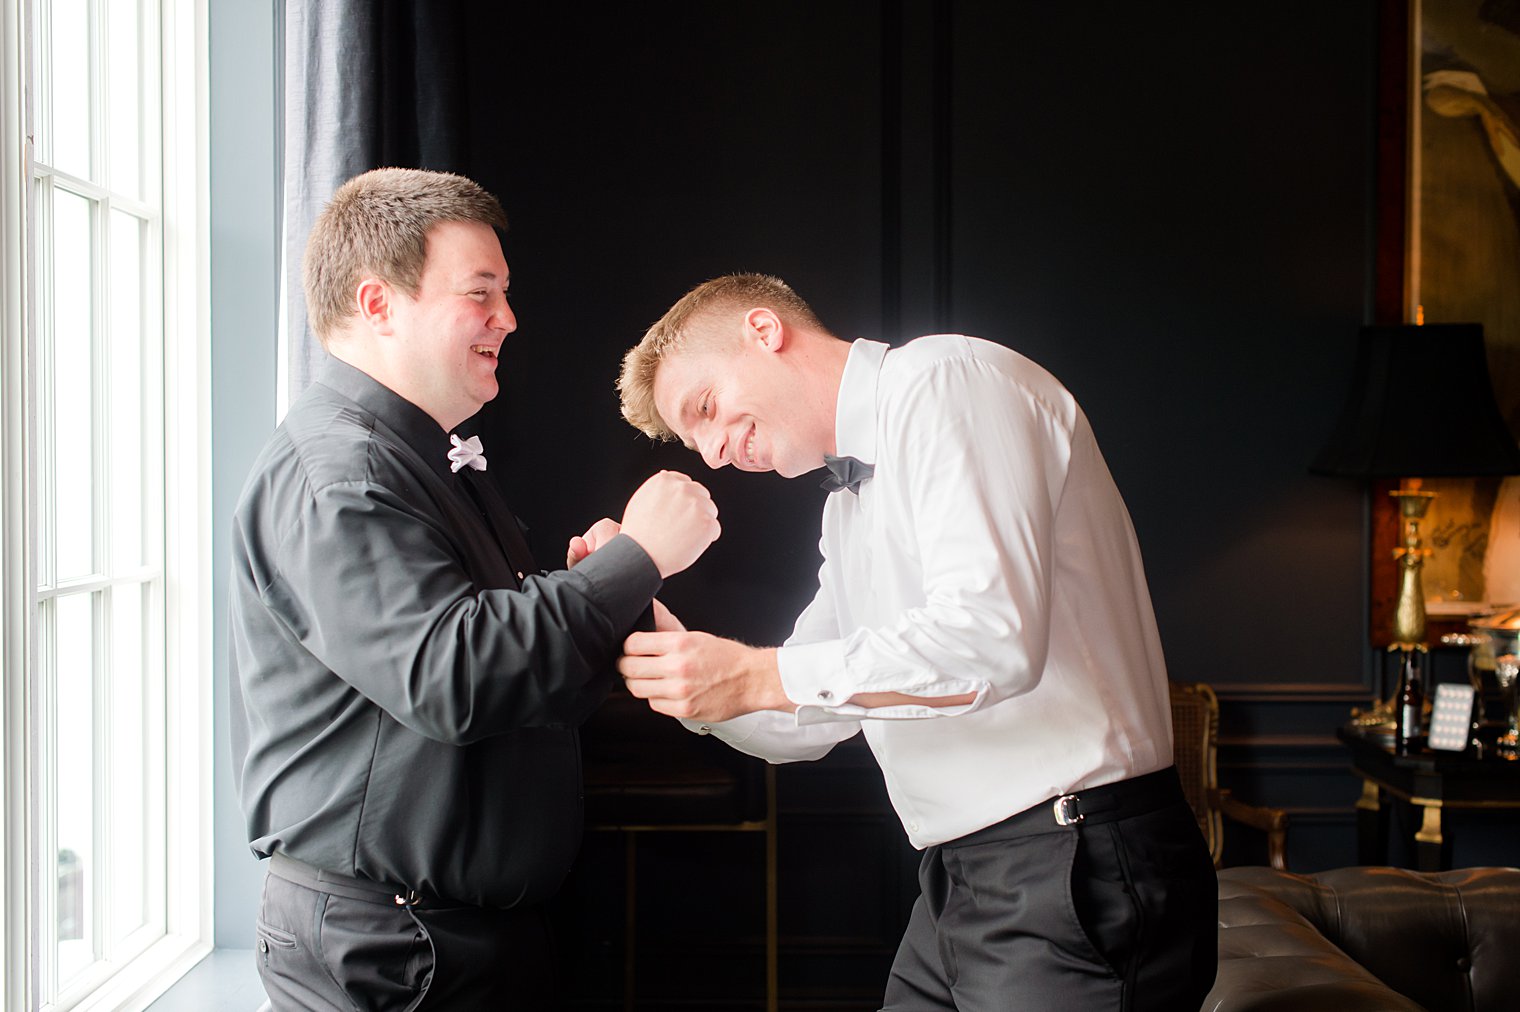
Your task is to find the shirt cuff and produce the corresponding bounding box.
[776,640,864,724]
[679,714,762,747]
[777,641,990,723]
[565,533,663,632]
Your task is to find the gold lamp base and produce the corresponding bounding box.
[1351,485,1435,732]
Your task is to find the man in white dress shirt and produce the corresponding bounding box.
[604,273,1216,1010]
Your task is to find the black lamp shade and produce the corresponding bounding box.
[1310,324,1520,478]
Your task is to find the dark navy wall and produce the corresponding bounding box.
[465,1,1375,693]
[450,3,1397,1004]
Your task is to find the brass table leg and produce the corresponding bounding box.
[1414,802,1444,872]
[1354,778,1383,866]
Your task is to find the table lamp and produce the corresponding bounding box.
[1311,324,1520,723]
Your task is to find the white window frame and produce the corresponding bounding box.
[1,1,211,1009]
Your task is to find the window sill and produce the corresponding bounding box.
[55,935,213,1012]
[138,946,264,1012]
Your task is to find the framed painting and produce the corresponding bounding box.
[1370,0,1520,646]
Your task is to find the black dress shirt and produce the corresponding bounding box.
[229,357,661,908]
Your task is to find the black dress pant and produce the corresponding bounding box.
[881,770,1218,1012]
[255,861,554,1011]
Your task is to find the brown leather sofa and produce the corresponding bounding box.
[1205,865,1520,1012]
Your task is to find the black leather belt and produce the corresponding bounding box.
[948,766,1186,847]
[269,852,431,908]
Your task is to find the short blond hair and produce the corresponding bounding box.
[303,167,508,345]
[618,274,823,440]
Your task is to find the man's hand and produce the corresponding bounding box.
[567,517,622,568]
[619,471,721,578]
[619,631,794,721]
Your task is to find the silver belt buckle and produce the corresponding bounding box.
[394,889,421,907]
[1053,794,1084,826]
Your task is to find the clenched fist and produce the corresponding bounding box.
[619,470,720,578]
[567,517,622,568]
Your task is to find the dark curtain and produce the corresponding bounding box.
[282,0,470,402]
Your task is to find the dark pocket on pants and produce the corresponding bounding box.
[1070,823,1141,981]
[256,870,434,1012]
[1073,803,1219,1011]
[257,873,344,1012]
[933,829,1127,1007]
[319,895,434,1012]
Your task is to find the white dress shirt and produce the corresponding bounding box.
[691,335,1173,848]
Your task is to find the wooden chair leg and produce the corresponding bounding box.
[1267,826,1287,871]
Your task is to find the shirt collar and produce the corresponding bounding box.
[313,356,464,481]
[835,339,888,465]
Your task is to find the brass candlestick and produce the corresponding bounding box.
[1390,484,1436,648]
[1351,483,1435,731]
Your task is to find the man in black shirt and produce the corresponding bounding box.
[230,168,719,1009]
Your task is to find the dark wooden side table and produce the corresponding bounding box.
[1337,725,1520,870]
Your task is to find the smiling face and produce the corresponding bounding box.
[651,320,833,478]
[383,219,516,431]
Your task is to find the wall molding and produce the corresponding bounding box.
[1214,681,1370,702]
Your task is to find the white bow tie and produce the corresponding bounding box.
[448,434,487,473]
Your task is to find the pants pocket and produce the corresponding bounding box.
[257,874,352,1012]
[1069,823,1139,981]
[257,870,436,1012]
[936,831,1126,1008]
[256,918,300,964]
[318,895,434,1012]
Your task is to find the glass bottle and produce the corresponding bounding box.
[1395,649,1424,754]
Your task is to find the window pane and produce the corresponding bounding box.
[53,189,96,580]
[109,211,144,570]
[55,592,97,983]
[106,0,142,196]
[109,584,148,943]
[49,0,92,179]
[26,0,183,1001]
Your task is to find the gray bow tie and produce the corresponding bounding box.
[821,454,874,494]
